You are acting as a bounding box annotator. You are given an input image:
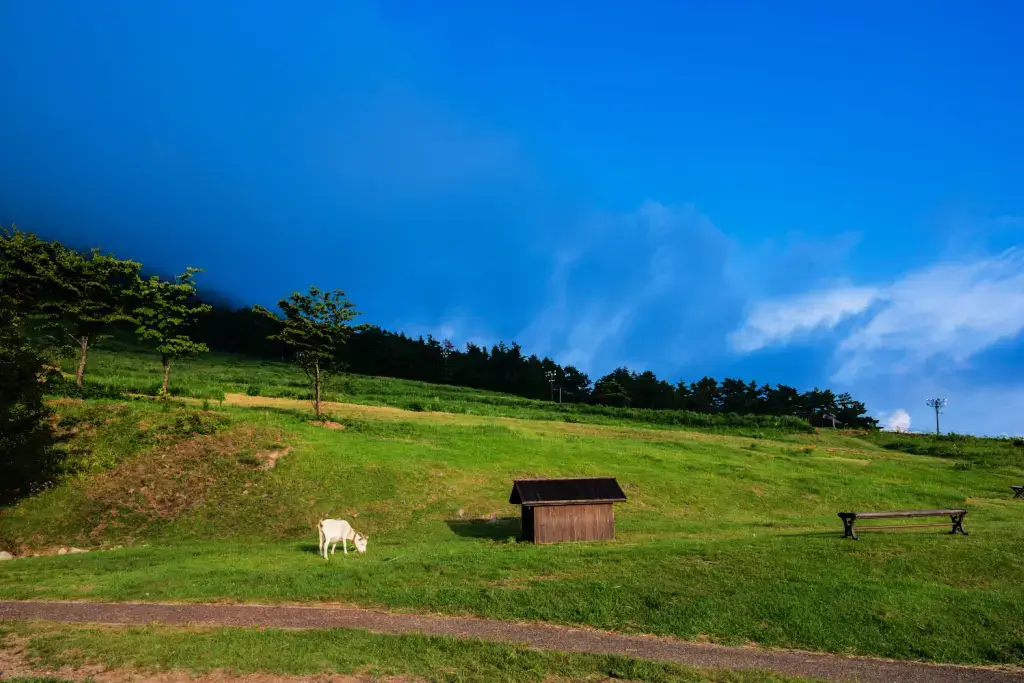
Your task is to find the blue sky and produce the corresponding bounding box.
[2,0,1022,435]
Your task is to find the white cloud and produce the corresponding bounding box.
[730,247,1024,382]
[728,285,879,353]
[881,409,911,432]
[833,247,1024,381]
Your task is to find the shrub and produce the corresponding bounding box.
[43,375,127,400]
[246,384,262,397]
[0,317,58,505]
[171,411,230,438]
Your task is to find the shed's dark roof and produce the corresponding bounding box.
[509,477,627,506]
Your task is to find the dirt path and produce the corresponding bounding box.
[2,601,1021,683]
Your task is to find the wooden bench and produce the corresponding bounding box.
[1012,485,1023,499]
[837,509,968,540]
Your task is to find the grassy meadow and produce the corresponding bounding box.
[2,360,1024,669]
[54,340,813,436]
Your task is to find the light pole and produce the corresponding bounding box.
[545,370,556,402]
[925,397,947,436]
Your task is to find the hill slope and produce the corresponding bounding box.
[2,393,1023,666]
[55,342,814,435]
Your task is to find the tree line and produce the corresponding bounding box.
[1,226,879,497]
[194,305,876,429]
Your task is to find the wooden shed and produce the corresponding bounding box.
[509,477,627,544]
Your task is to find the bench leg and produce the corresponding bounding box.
[842,516,858,540]
[950,514,968,536]
[1015,489,1024,499]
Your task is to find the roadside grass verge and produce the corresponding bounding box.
[1,622,826,683]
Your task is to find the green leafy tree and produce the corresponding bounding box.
[0,304,58,505]
[0,226,63,316]
[254,287,361,418]
[57,248,142,386]
[592,378,631,407]
[134,268,212,395]
[10,238,141,387]
[0,227,68,365]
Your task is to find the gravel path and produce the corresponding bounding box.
[1,600,1021,683]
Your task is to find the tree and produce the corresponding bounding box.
[593,378,630,407]
[39,244,140,386]
[254,287,361,418]
[134,268,212,394]
[0,226,62,317]
[0,304,57,505]
[0,227,69,364]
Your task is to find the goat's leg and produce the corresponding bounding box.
[343,538,348,555]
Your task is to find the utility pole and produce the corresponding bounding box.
[925,397,947,436]
[545,370,556,402]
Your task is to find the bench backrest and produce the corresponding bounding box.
[847,509,966,519]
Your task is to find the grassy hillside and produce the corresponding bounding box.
[55,341,813,436]
[2,392,1024,667]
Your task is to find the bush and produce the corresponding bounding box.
[43,375,127,400]
[246,384,262,397]
[0,316,58,505]
[172,411,230,438]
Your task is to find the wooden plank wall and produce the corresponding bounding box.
[533,503,614,543]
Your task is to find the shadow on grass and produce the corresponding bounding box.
[446,517,520,541]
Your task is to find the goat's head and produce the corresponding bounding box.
[354,533,368,553]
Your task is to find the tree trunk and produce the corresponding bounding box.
[314,361,322,418]
[75,335,89,387]
[161,354,172,394]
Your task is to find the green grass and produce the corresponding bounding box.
[57,341,813,436]
[2,398,1024,666]
[861,428,1024,468]
[1,624,824,683]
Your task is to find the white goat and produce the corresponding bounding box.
[318,518,368,559]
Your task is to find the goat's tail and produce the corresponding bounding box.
[317,519,324,547]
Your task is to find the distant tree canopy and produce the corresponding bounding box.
[193,303,879,429]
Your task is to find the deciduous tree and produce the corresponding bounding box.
[134,268,212,395]
[0,304,57,505]
[254,286,361,418]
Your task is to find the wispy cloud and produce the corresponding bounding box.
[516,201,733,374]
[729,247,1024,382]
[728,285,879,353]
